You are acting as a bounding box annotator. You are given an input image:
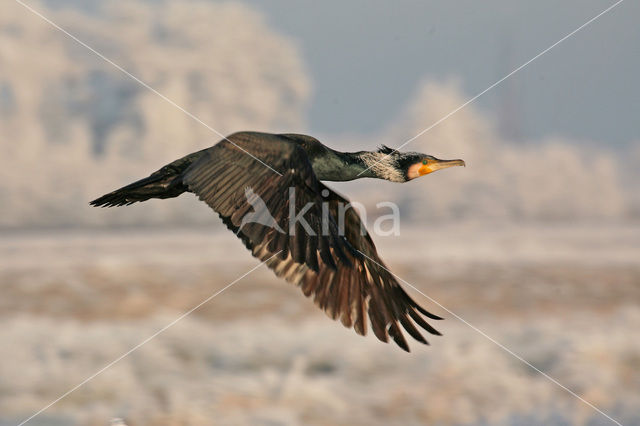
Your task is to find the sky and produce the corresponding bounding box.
[245,0,639,146]
[43,0,639,146]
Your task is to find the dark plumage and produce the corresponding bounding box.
[91,131,465,351]
[377,145,395,155]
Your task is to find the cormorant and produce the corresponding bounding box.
[91,132,465,351]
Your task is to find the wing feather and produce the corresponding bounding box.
[182,131,442,351]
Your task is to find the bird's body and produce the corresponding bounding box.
[91,131,465,351]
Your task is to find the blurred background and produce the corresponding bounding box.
[1,0,639,425]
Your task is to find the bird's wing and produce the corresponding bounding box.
[182,132,441,351]
[303,184,443,350]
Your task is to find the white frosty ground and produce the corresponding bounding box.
[1,224,639,425]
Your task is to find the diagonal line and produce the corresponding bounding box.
[357,0,624,177]
[18,251,282,426]
[356,249,622,426]
[13,0,283,177]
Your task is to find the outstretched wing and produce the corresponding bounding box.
[304,184,443,349]
[182,132,442,351]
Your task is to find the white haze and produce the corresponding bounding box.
[343,80,630,222]
[0,0,636,228]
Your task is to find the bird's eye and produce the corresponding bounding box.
[422,159,428,165]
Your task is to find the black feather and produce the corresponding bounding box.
[92,131,447,352]
[377,144,395,155]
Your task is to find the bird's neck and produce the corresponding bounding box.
[310,149,404,182]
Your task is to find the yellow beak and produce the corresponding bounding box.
[419,158,466,176]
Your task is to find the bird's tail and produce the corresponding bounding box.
[90,149,207,207]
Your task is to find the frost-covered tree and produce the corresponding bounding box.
[0,0,310,227]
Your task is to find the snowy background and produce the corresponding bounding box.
[1,1,639,425]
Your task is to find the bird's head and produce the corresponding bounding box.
[377,146,466,181]
[404,154,466,180]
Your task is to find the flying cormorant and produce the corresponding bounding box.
[91,131,465,351]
